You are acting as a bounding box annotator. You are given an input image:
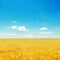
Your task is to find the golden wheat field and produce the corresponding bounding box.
[0,38,60,60]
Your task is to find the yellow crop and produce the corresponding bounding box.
[0,38,60,60]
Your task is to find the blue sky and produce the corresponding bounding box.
[0,0,60,38]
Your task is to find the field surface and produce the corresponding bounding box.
[0,38,60,60]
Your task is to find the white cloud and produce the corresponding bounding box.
[40,27,48,30]
[7,33,17,36]
[38,32,52,35]
[0,32,17,36]
[2,32,8,34]
[17,26,28,31]
[0,32,8,36]
[24,34,33,37]
[0,32,33,38]
[8,25,28,31]
[11,26,17,29]
[8,25,17,29]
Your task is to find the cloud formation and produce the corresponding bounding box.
[17,26,27,31]
[38,32,52,35]
[24,34,33,37]
[11,26,17,29]
[0,32,17,36]
[8,25,28,31]
[40,27,48,30]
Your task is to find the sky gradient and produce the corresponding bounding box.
[0,0,60,38]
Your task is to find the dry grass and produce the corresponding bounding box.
[0,38,60,60]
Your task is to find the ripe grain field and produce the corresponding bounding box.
[0,38,60,60]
